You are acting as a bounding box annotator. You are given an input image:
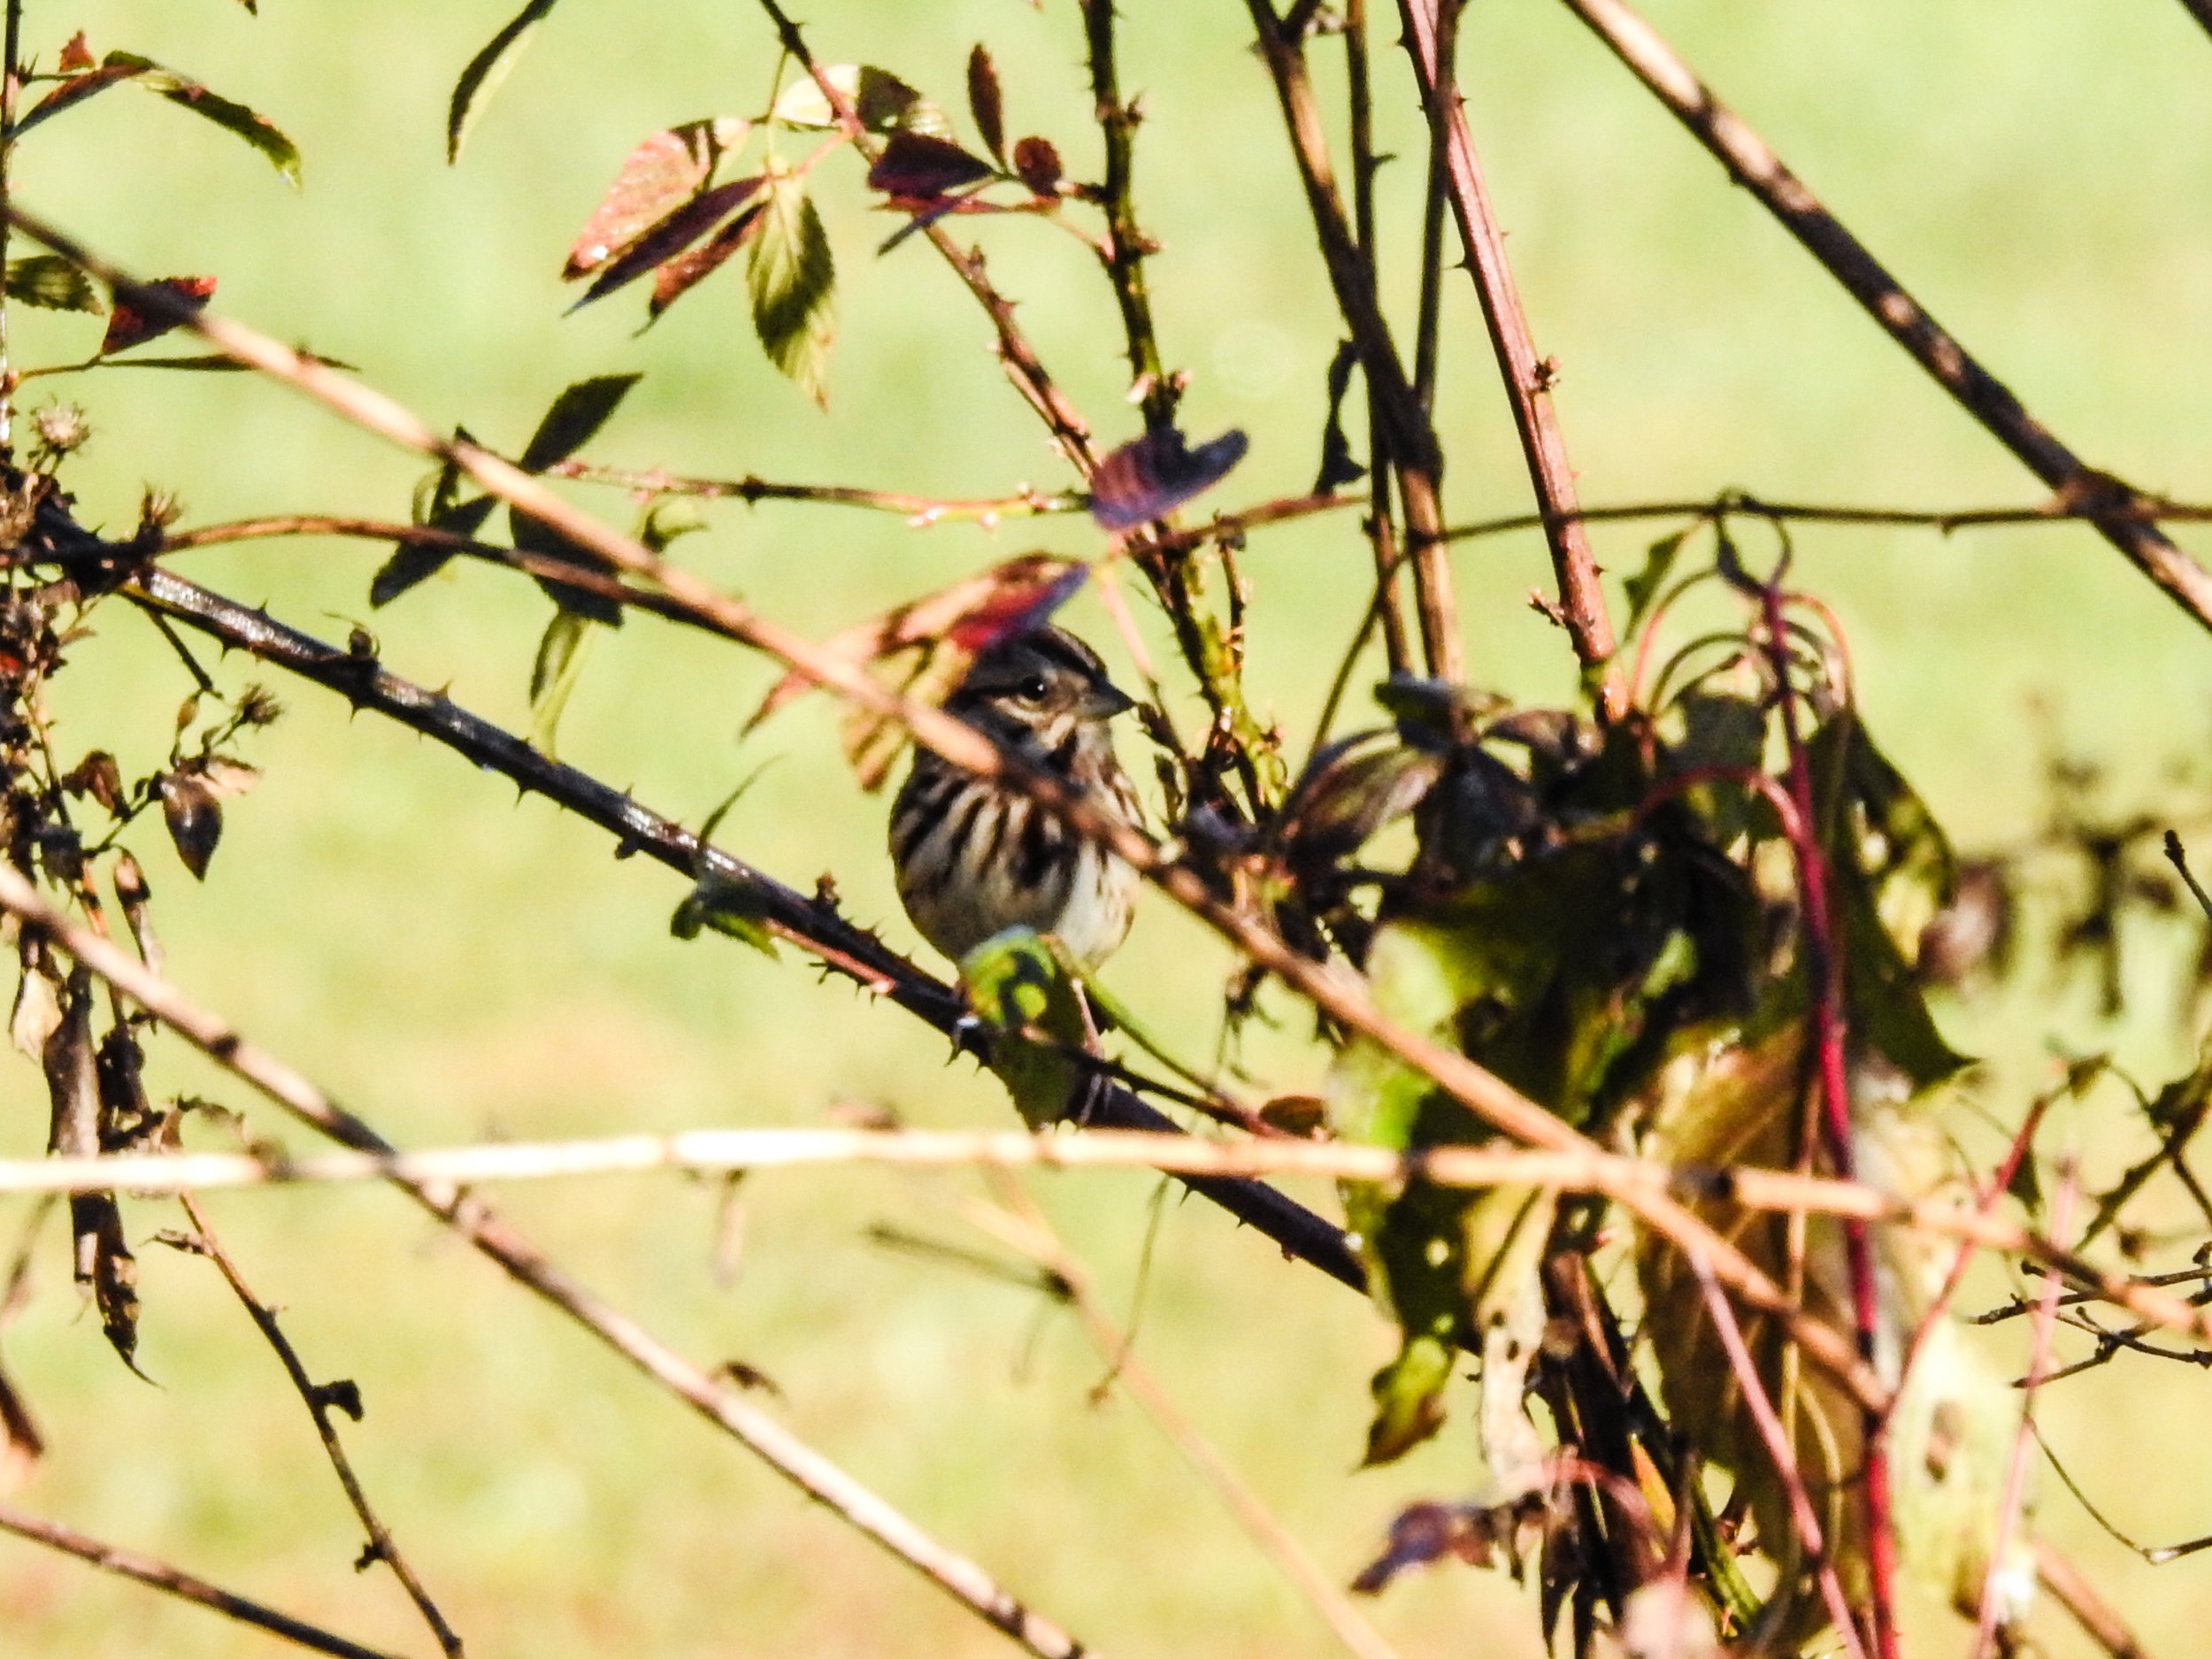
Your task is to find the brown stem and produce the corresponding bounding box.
[1398,0,1618,711]
[1344,0,1412,677]
[177,1194,465,1658]
[1241,2,1460,683]
[1080,0,1176,427]
[0,1502,405,1659]
[1560,0,2212,637]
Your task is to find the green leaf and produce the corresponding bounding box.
[372,493,495,609]
[104,53,301,186]
[637,495,708,553]
[672,871,779,958]
[747,175,835,407]
[518,373,642,472]
[4,256,102,314]
[772,65,948,137]
[448,0,562,163]
[511,508,623,625]
[526,606,595,757]
[1623,526,1690,637]
[1363,1333,1452,1465]
[961,927,1090,1129]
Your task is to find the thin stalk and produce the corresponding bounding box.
[0,0,20,449]
[1081,0,1174,427]
[1756,581,1897,1659]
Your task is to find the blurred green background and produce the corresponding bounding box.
[0,1,2209,1655]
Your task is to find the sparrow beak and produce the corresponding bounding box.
[1083,680,1138,719]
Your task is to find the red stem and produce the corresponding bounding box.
[1756,580,1899,1659]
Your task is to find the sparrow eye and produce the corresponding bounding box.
[1014,673,1050,702]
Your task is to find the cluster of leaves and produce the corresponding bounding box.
[1228,538,1993,1643]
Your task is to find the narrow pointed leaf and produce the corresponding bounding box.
[649,202,766,319]
[101,53,299,185]
[966,45,1006,165]
[570,178,762,311]
[518,373,642,472]
[867,131,994,202]
[449,0,562,163]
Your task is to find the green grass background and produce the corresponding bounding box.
[0,1,2208,1655]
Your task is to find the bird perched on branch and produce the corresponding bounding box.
[888,626,1141,972]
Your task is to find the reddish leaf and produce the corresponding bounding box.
[966,45,1006,165]
[1089,426,1250,531]
[747,553,1084,730]
[649,202,767,319]
[19,60,143,134]
[1012,135,1063,197]
[564,118,748,280]
[100,275,215,356]
[572,177,763,310]
[58,32,94,72]
[866,131,994,203]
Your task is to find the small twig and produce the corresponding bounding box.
[0,1502,407,1659]
[175,1194,464,1657]
[2034,1538,2154,1659]
[543,465,1084,525]
[973,1174,1404,1659]
[1974,1159,2077,1656]
[1558,0,2212,637]
[1080,0,1175,430]
[1684,1249,1868,1659]
[0,0,20,449]
[2163,830,2212,923]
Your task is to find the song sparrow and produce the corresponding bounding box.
[889,626,1143,971]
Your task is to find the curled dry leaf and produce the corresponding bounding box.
[158,771,224,879]
[100,275,216,357]
[747,552,1083,732]
[1011,135,1063,196]
[1088,426,1250,531]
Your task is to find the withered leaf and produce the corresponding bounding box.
[965,45,1006,165]
[866,131,994,203]
[1089,426,1249,531]
[564,118,749,279]
[1012,135,1063,196]
[649,202,767,319]
[58,750,123,813]
[100,275,215,357]
[158,771,223,879]
[571,177,763,311]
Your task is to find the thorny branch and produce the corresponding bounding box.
[1396,0,1620,713]
[123,565,1366,1290]
[173,1194,464,1658]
